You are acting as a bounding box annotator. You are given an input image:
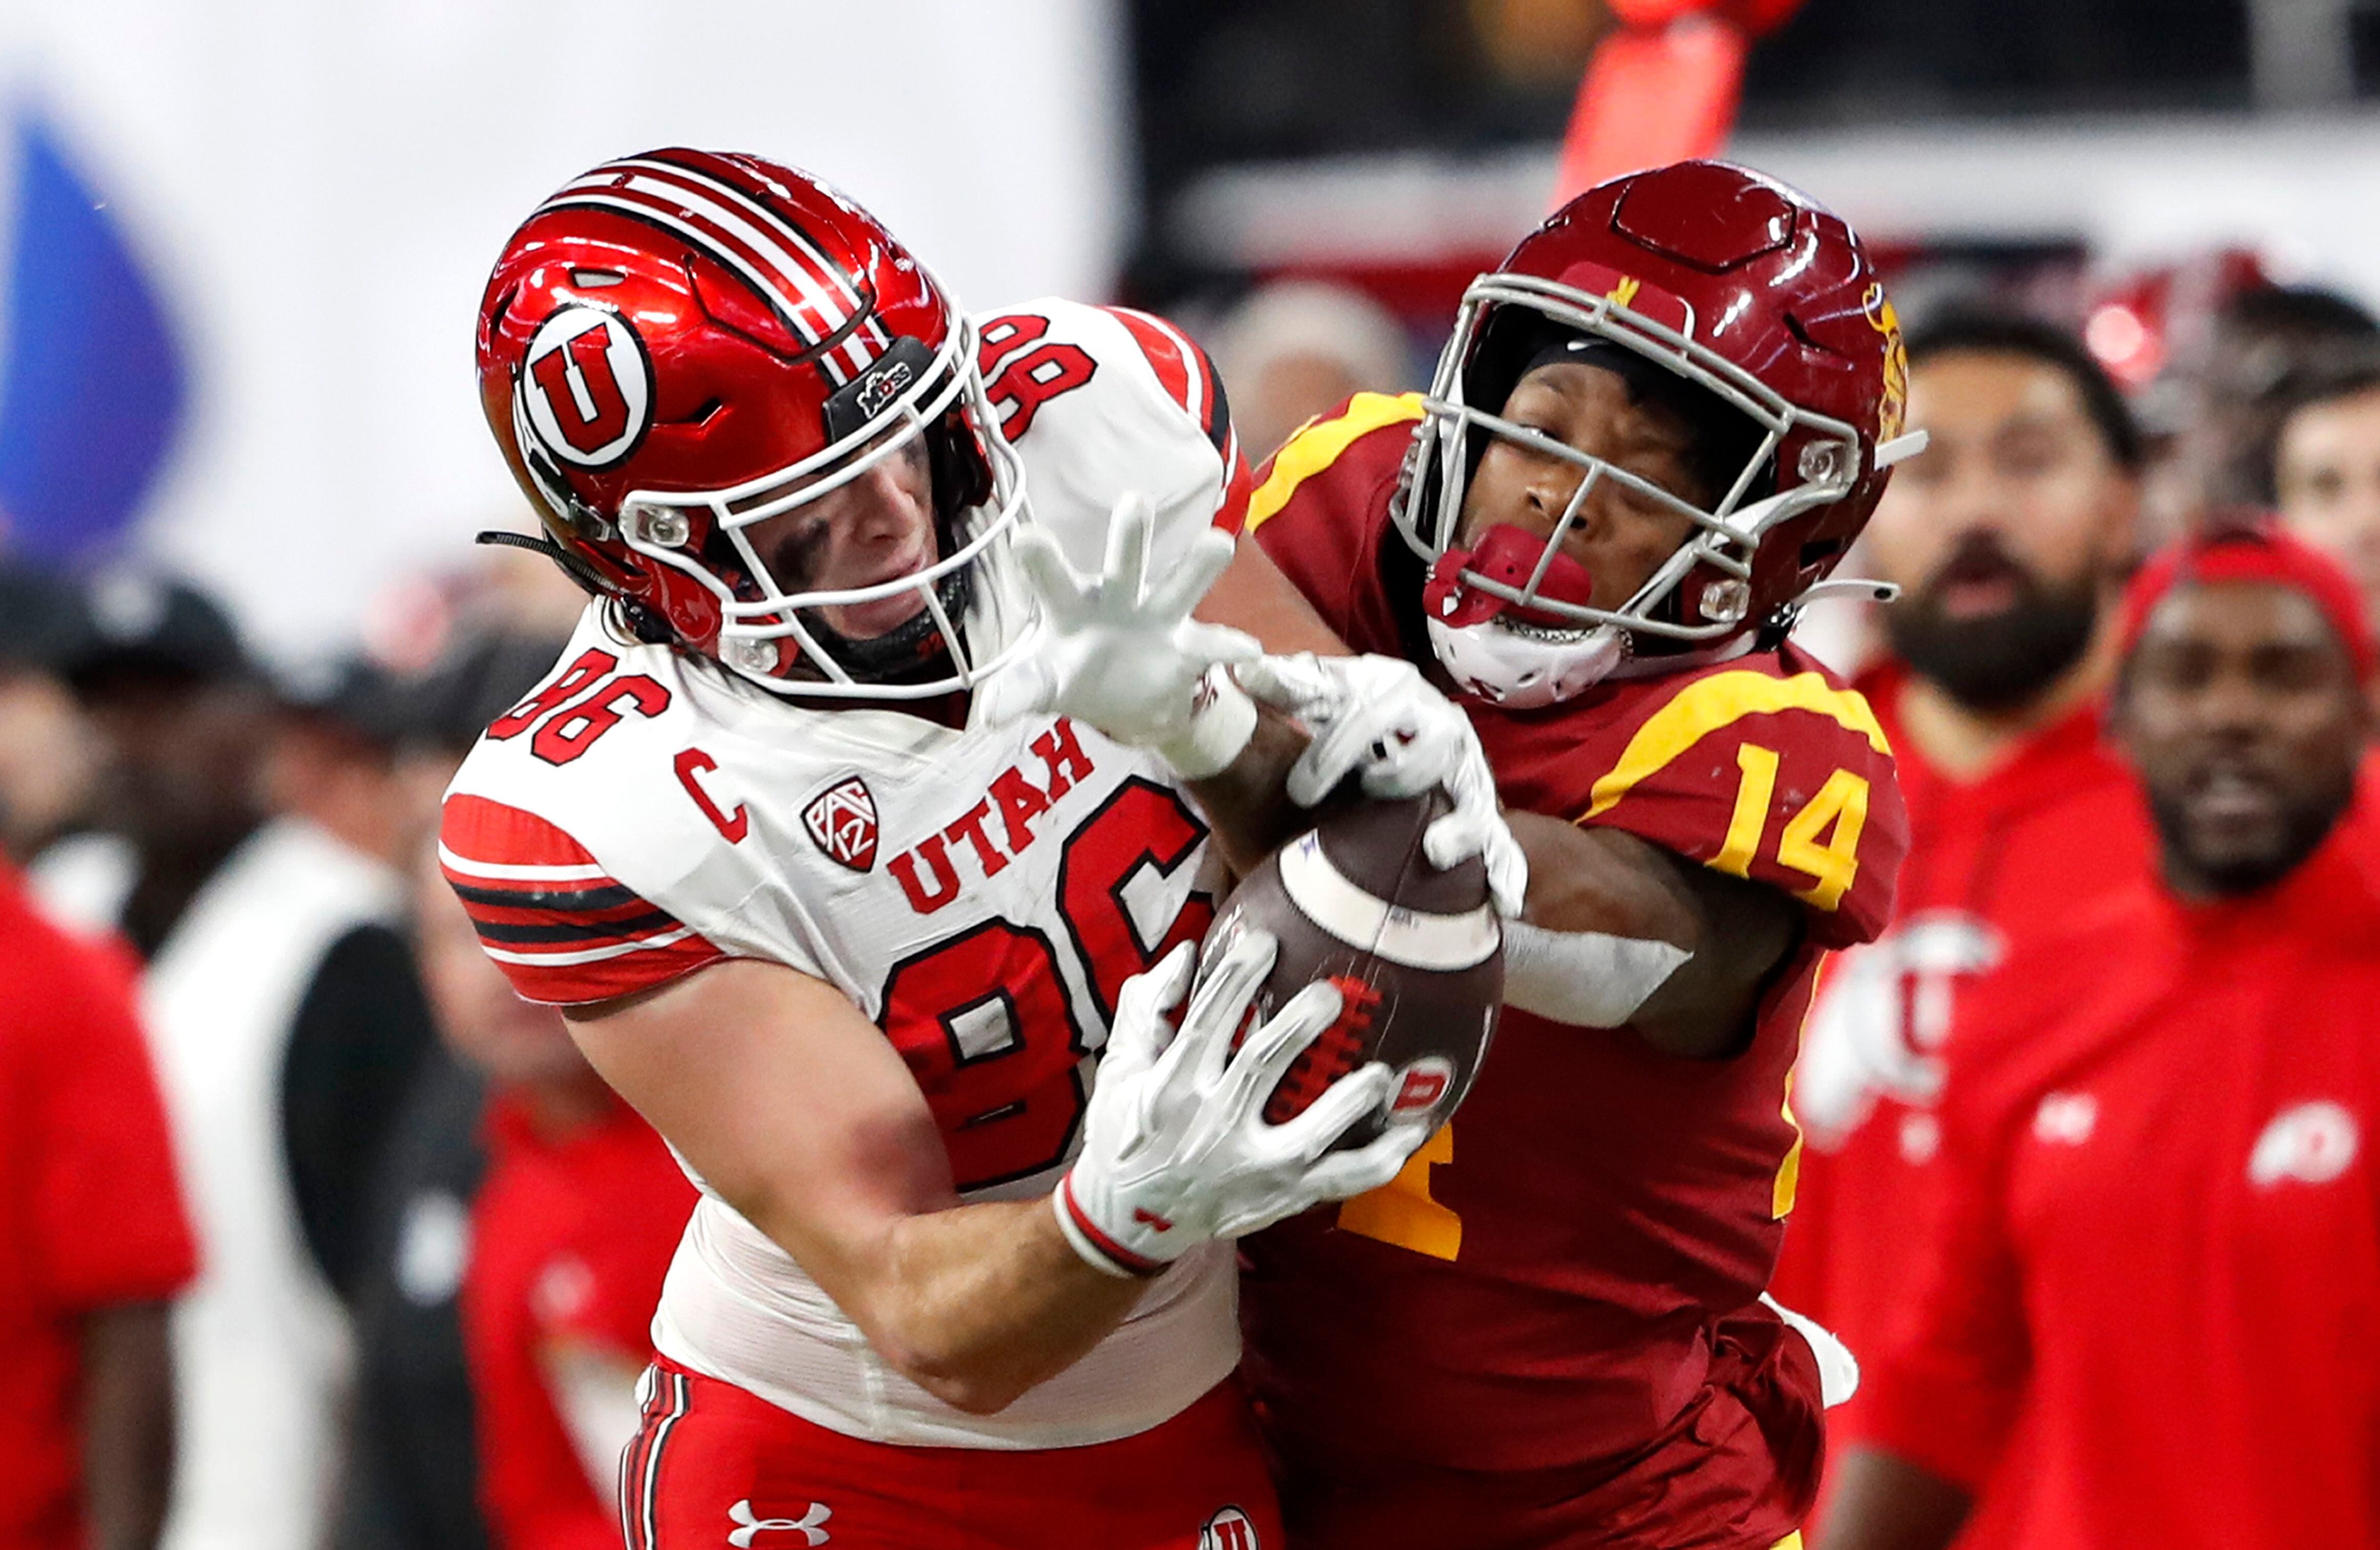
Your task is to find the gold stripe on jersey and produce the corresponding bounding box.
[1578,671,1891,822]
[1245,391,1426,532]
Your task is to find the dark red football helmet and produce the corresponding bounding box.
[476,148,1027,699]
[1397,159,1918,706]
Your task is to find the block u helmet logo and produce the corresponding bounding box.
[519,305,654,467]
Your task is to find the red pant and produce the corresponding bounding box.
[621,1359,1282,1549]
[1268,1318,1824,1550]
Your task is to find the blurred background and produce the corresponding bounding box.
[6,0,2380,656]
[5,3,2378,1549]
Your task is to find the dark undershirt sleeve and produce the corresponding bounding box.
[281,923,437,1302]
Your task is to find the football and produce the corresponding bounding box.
[1201,791,1504,1147]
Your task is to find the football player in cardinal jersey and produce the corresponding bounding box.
[440,149,1517,1549]
[1238,161,1916,1549]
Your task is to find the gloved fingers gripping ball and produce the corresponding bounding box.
[1055,929,1403,1278]
[1201,791,1506,1155]
[1237,652,1528,916]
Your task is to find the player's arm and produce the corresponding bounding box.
[565,957,1136,1415]
[1195,532,1351,659]
[81,1303,175,1550]
[1818,1453,1972,1550]
[564,938,1410,1416]
[1503,813,1800,1059]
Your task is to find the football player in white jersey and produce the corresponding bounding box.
[441,149,1517,1549]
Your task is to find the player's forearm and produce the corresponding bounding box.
[1181,535,1353,875]
[1815,1446,1973,1550]
[822,1196,1147,1416]
[1193,531,1351,658]
[1184,702,1323,878]
[1504,812,1795,1057]
[79,1301,175,1550]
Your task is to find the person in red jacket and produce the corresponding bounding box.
[1819,519,2380,1550]
[0,859,196,1550]
[412,845,695,1550]
[1771,315,2157,1480]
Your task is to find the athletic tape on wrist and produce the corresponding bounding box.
[1159,667,1258,780]
[1501,920,1691,1028]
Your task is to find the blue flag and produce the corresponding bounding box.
[0,110,186,565]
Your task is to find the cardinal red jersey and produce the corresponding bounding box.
[1768,662,2153,1469]
[1242,393,1907,1543]
[1860,790,2380,1549]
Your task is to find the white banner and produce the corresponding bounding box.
[0,0,1127,666]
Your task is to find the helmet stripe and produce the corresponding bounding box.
[603,158,865,317]
[615,154,867,314]
[561,172,847,332]
[549,162,871,374]
[549,183,839,348]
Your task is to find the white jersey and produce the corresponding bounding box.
[441,297,1247,1450]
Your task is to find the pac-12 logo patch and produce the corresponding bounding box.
[520,305,653,468]
[803,775,880,873]
[1199,1506,1260,1549]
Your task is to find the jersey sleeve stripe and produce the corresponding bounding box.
[1246,391,1427,532]
[442,793,608,868]
[446,879,647,913]
[477,927,702,968]
[1102,305,1232,455]
[437,848,612,884]
[465,910,685,947]
[1578,671,1893,822]
[438,792,727,1004]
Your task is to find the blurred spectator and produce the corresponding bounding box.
[271,658,433,870]
[1774,314,2156,1491]
[2262,345,2380,634]
[2146,283,2379,539]
[48,572,431,1550]
[1,859,195,1550]
[1210,279,1413,463]
[1821,521,2380,1549]
[0,565,103,869]
[413,837,694,1550]
[337,628,570,1550]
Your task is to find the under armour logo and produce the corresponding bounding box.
[729,1498,832,1547]
[1133,1207,1175,1232]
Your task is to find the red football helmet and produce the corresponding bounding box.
[475,148,1027,699]
[1397,159,1918,706]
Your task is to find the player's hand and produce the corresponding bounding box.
[1236,652,1528,916]
[1054,932,1428,1278]
[977,492,1261,777]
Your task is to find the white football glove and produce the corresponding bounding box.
[1053,930,1429,1278]
[1235,652,1528,917]
[976,491,1261,778]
